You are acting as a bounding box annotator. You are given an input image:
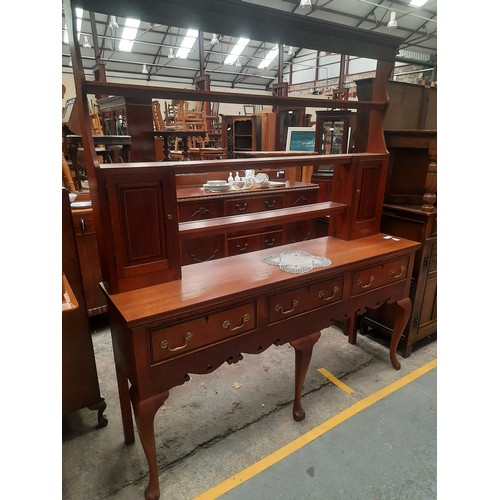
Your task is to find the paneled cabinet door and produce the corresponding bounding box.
[101,168,181,293]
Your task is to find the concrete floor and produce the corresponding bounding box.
[62,317,437,500]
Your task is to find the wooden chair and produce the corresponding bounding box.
[172,100,209,149]
[152,100,166,131]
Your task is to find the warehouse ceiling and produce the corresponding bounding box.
[62,0,437,91]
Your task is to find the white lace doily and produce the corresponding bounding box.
[262,250,331,274]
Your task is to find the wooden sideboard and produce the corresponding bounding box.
[64,2,406,496]
[90,153,417,499]
[177,181,319,264]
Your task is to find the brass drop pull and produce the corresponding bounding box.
[275,298,299,315]
[235,202,248,212]
[318,286,339,301]
[357,275,374,289]
[236,242,248,252]
[264,238,275,247]
[265,199,276,208]
[160,332,193,352]
[389,266,406,279]
[223,314,250,331]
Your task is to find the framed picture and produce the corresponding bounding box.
[285,127,316,152]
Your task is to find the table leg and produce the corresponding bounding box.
[290,331,321,422]
[162,136,171,161]
[130,388,170,500]
[114,361,135,445]
[390,297,412,370]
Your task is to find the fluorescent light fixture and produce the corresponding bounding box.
[168,47,175,58]
[288,45,294,56]
[300,0,312,7]
[258,44,279,69]
[142,64,148,74]
[83,35,91,48]
[387,11,398,28]
[109,15,119,30]
[119,18,141,52]
[235,57,241,67]
[410,0,428,6]
[224,37,250,65]
[176,29,198,59]
[63,7,83,44]
[211,33,219,45]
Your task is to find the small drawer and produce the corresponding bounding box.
[268,276,343,323]
[71,209,96,235]
[178,201,223,222]
[149,302,256,363]
[224,194,285,215]
[351,256,409,296]
[227,230,283,256]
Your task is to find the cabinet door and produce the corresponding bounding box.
[101,168,181,292]
[333,155,388,240]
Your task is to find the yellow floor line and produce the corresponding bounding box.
[317,367,355,395]
[194,359,437,500]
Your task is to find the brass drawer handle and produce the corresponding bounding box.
[160,332,193,352]
[264,237,276,247]
[389,266,406,279]
[318,286,339,301]
[264,199,276,209]
[223,314,250,331]
[357,275,374,289]
[236,242,248,252]
[235,202,248,212]
[275,298,299,315]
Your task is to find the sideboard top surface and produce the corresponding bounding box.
[103,234,420,327]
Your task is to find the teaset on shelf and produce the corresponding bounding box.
[202,169,284,192]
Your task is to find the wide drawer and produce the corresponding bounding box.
[178,200,224,222]
[71,209,96,235]
[268,276,344,323]
[351,256,409,297]
[148,302,256,363]
[224,194,285,215]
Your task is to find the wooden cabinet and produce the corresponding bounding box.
[221,115,261,157]
[97,95,156,161]
[312,111,355,203]
[62,188,107,427]
[71,201,107,317]
[314,110,354,155]
[277,107,306,151]
[177,182,318,265]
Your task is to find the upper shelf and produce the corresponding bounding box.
[69,0,403,62]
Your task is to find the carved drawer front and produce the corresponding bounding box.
[351,256,409,297]
[149,302,256,363]
[224,194,285,215]
[268,276,343,323]
[285,190,317,207]
[227,230,283,256]
[178,201,223,222]
[71,209,96,235]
